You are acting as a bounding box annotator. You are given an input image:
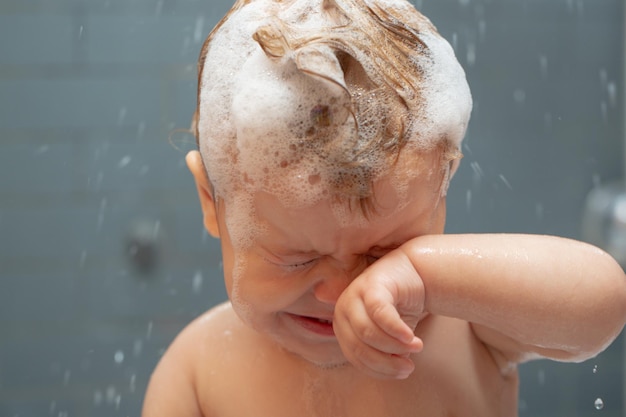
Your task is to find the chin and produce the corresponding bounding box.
[270,330,351,369]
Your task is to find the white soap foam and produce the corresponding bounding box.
[196,0,472,252]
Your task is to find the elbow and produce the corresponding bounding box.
[579,256,626,359]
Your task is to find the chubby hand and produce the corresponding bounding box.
[333,248,425,379]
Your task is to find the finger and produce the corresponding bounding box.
[344,300,422,355]
[342,336,417,379]
[363,289,420,346]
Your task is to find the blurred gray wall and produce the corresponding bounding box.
[0,0,623,416]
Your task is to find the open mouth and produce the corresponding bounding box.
[288,314,335,336]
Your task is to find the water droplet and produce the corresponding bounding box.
[130,374,137,393]
[114,350,124,364]
[599,68,608,86]
[466,43,476,67]
[133,339,143,357]
[139,164,150,176]
[137,121,146,139]
[192,270,203,293]
[96,198,107,233]
[478,20,486,40]
[117,107,127,125]
[470,161,484,181]
[539,55,548,79]
[194,16,205,44]
[499,174,513,190]
[152,220,161,240]
[594,397,604,410]
[513,88,526,104]
[94,389,103,406]
[592,364,598,373]
[607,82,617,107]
[535,203,544,220]
[105,385,117,403]
[79,250,87,269]
[537,369,545,385]
[466,189,472,212]
[118,155,132,168]
[63,370,71,385]
[146,321,153,340]
[155,0,164,15]
[544,112,553,129]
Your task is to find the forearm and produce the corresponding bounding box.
[402,233,626,360]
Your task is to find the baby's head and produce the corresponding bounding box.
[193,0,471,243]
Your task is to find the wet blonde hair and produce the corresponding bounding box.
[193,0,471,214]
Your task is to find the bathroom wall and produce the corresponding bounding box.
[0,0,623,416]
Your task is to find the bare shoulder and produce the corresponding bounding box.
[181,301,242,345]
[142,302,240,417]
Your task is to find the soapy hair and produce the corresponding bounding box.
[192,0,471,214]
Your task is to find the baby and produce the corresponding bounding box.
[143,0,626,416]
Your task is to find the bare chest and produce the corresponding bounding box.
[196,315,517,417]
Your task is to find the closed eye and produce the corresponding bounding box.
[288,259,316,268]
[263,256,318,270]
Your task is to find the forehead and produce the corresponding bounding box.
[233,143,444,209]
[218,148,445,249]
[246,165,445,255]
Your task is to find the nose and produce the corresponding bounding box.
[313,256,368,305]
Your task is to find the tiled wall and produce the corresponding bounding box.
[0,0,623,416]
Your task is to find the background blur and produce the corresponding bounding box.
[0,0,623,416]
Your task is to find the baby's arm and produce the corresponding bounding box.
[333,234,626,379]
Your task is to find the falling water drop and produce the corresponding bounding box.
[592,364,598,374]
[539,55,548,79]
[513,88,526,104]
[594,397,604,410]
[130,374,137,393]
[535,203,544,221]
[117,107,127,126]
[96,198,107,233]
[133,339,143,357]
[466,43,476,67]
[79,250,87,269]
[114,350,124,364]
[194,16,206,44]
[600,101,608,123]
[499,174,513,190]
[478,20,486,40]
[146,321,153,340]
[607,82,617,107]
[192,270,203,294]
[543,112,553,129]
[94,389,103,406]
[155,0,164,16]
[137,121,146,140]
[63,370,71,386]
[118,155,132,168]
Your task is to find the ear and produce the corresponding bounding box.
[186,150,220,238]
